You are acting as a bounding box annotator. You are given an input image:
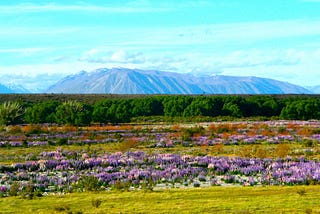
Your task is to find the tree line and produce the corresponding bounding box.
[0,95,319,125]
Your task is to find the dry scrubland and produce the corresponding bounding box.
[0,120,320,213]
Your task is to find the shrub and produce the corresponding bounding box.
[224,175,236,184]
[9,182,20,196]
[111,180,131,191]
[21,181,36,199]
[305,208,312,214]
[193,181,201,187]
[48,140,55,146]
[54,204,71,212]
[92,199,103,208]
[75,176,100,192]
[0,102,24,125]
[140,179,155,192]
[297,188,307,196]
[277,126,288,134]
[56,138,68,146]
[198,175,206,182]
[182,126,205,141]
[22,140,28,148]
[303,139,317,147]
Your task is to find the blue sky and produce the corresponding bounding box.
[0,0,320,91]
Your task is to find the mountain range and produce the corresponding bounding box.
[45,68,312,94]
[0,83,30,94]
[0,68,317,94]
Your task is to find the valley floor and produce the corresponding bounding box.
[1,121,320,213]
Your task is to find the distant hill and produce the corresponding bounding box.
[45,68,312,94]
[0,83,31,94]
[4,83,31,93]
[0,83,16,94]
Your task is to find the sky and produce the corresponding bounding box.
[0,0,320,91]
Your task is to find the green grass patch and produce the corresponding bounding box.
[1,186,320,213]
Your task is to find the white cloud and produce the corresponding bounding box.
[79,49,101,62]
[110,50,145,63]
[79,49,146,64]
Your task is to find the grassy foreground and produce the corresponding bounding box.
[1,186,320,214]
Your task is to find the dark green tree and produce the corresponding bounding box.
[222,102,242,117]
[25,101,59,124]
[280,99,320,120]
[183,97,223,117]
[244,96,280,117]
[112,99,132,123]
[163,96,193,117]
[92,99,114,123]
[131,97,164,117]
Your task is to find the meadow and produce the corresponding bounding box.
[0,120,320,213]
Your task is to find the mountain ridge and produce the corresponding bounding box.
[45,68,312,94]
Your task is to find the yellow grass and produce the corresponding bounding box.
[1,186,320,214]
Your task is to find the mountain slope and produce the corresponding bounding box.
[307,85,320,94]
[46,68,312,94]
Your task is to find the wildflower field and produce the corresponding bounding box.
[1,120,320,213]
